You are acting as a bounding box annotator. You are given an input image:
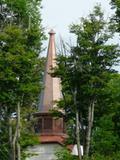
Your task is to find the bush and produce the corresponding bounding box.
[55,148,78,160]
[83,152,120,160]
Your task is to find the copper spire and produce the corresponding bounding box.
[39,30,61,112]
[49,29,56,35]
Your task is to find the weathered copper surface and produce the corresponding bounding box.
[39,134,67,145]
[34,30,66,144]
[39,29,62,112]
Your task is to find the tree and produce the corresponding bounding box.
[56,148,78,160]
[91,74,120,158]
[111,0,120,32]
[70,5,119,156]
[0,0,44,159]
[53,5,119,159]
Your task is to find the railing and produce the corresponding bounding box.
[34,127,65,135]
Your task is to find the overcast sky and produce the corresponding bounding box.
[41,0,112,39]
[41,0,120,72]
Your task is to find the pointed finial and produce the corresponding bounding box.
[48,29,56,35]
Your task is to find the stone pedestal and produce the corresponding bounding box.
[26,144,62,160]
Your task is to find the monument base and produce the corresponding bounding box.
[26,143,62,160]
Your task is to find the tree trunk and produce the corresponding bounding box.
[12,123,18,160]
[28,16,31,30]
[17,102,21,160]
[9,118,12,160]
[11,102,21,160]
[12,143,16,160]
[73,87,82,160]
[76,110,82,160]
[85,100,95,156]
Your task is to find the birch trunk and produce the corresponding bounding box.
[17,102,21,160]
[76,110,82,160]
[12,142,16,160]
[73,88,82,160]
[12,122,18,160]
[85,100,95,156]
[9,118,12,160]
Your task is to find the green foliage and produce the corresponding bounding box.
[20,106,39,148]
[0,0,43,30]
[0,25,42,106]
[92,115,120,155]
[20,134,39,148]
[91,74,120,157]
[0,0,44,159]
[56,148,78,160]
[111,0,120,32]
[54,4,120,158]
[83,152,120,160]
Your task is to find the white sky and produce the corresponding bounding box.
[41,0,112,39]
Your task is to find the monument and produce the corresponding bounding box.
[35,29,66,143]
[27,30,66,160]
